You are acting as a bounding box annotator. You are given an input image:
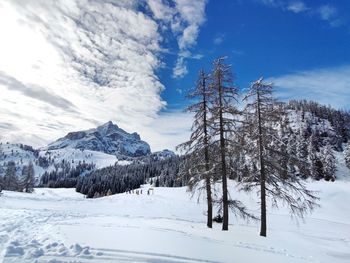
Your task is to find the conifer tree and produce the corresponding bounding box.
[3,161,18,191]
[344,143,350,169]
[296,130,310,178]
[322,144,336,181]
[242,77,318,237]
[177,69,214,228]
[209,57,241,231]
[308,134,323,180]
[22,162,35,193]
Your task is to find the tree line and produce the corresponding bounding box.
[75,156,183,198]
[39,160,95,188]
[0,161,35,193]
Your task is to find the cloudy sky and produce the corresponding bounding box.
[0,0,349,151]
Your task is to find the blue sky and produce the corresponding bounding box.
[160,0,350,111]
[0,0,349,150]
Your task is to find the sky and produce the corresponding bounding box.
[0,0,349,151]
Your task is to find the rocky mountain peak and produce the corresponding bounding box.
[46,122,151,157]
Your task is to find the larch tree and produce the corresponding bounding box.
[177,69,214,228]
[209,57,241,231]
[242,77,318,237]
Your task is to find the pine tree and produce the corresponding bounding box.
[287,133,297,178]
[308,134,319,179]
[3,161,19,191]
[296,131,310,178]
[177,69,214,228]
[322,144,336,181]
[344,143,350,169]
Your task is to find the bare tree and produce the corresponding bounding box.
[209,58,241,230]
[242,77,318,237]
[177,69,214,228]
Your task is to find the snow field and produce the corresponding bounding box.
[0,181,349,262]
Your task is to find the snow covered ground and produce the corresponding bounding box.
[0,180,349,263]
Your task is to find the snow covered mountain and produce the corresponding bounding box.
[46,121,151,157]
[0,122,175,185]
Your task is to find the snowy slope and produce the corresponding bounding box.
[0,143,132,184]
[39,148,120,169]
[0,143,44,180]
[0,179,349,263]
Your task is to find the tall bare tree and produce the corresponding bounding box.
[242,77,318,237]
[177,69,214,228]
[209,57,240,230]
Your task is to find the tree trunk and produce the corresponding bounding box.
[202,73,213,228]
[218,75,229,231]
[205,176,213,228]
[257,89,267,237]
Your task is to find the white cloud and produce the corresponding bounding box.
[142,110,192,152]
[0,0,206,151]
[257,0,343,27]
[287,1,308,13]
[173,57,188,79]
[172,0,206,78]
[147,0,174,22]
[146,0,206,78]
[318,5,337,21]
[268,65,350,109]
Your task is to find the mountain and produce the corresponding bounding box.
[2,100,349,190]
[0,122,176,187]
[46,121,151,157]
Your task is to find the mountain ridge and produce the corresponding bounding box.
[46,121,151,157]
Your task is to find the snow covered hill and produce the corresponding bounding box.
[46,121,151,157]
[0,179,349,263]
[0,143,121,181]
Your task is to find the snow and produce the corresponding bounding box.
[1,179,350,262]
[334,147,350,181]
[0,143,129,181]
[46,121,151,157]
[39,148,120,169]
